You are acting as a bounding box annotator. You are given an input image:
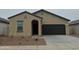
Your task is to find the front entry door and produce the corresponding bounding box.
[32,20,38,35]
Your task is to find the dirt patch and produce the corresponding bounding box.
[71,34,79,38]
[0,36,46,46]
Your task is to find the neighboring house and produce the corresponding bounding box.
[70,20,79,34]
[8,9,70,37]
[0,17,9,36]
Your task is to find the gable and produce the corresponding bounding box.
[8,11,42,24]
[8,11,42,19]
[33,10,70,24]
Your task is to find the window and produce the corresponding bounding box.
[17,20,23,32]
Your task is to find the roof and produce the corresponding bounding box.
[33,9,70,21]
[8,11,42,19]
[0,17,9,24]
[70,20,79,25]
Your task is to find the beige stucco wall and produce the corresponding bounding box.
[75,25,79,34]
[69,25,75,34]
[34,11,70,35]
[0,23,9,36]
[9,13,42,37]
[69,24,79,35]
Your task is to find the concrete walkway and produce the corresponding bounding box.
[0,35,79,50]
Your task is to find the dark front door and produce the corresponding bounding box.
[32,20,38,35]
[42,24,66,35]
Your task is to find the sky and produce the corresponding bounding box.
[0,9,79,21]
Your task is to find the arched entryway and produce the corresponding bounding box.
[32,20,39,35]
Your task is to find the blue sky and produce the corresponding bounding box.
[0,9,79,21]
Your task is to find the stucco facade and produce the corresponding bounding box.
[33,10,70,35]
[0,23,9,36]
[69,24,79,35]
[69,20,79,35]
[9,12,42,37]
[8,10,70,37]
[0,18,9,36]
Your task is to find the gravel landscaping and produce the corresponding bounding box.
[0,36,46,46]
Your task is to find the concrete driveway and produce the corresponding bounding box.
[39,35,79,50]
[0,35,79,50]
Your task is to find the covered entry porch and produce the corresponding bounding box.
[31,19,42,36]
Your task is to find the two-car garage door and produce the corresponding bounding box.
[42,24,66,35]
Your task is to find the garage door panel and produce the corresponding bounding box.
[42,24,66,35]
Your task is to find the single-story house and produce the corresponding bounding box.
[0,17,9,36]
[70,20,79,34]
[8,9,70,37]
